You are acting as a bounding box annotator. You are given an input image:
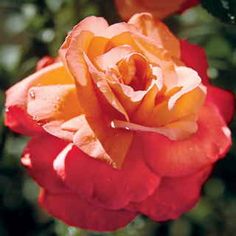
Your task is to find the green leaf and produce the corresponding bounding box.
[202,0,236,24]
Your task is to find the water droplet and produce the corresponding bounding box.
[110,121,116,128]
[124,126,130,130]
[29,90,35,99]
[5,107,9,113]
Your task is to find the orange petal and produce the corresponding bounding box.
[110,82,148,115]
[72,115,133,168]
[131,33,178,89]
[87,36,110,61]
[111,118,197,140]
[27,84,81,122]
[95,45,134,71]
[148,87,206,127]
[129,13,180,58]
[109,31,140,52]
[168,66,205,109]
[60,16,109,57]
[6,62,73,109]
[84,54,129,120]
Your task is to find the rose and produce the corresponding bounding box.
[5,13,234,231]
[115,0,200,20]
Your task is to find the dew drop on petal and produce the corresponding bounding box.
[222,126,231,138]
[29,90,35,99]
[21,153,32,167]
[124,126,130,130]
[110,121,115,128]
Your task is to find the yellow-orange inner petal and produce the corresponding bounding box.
[27,84,81,122]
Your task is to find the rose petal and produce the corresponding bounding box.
[5,106,43,136]
[111,118,197,140]
[179,0,199,13]
[131,33,179,91]
[134,86,205,129]
[27,84,81,122]
[43,120,74,141]
[95,45,134,71]
[72,114,115,165]
[141,103,232,177]
[53,136,160,209]
[21,135,68,193]
[167,66,205,110]
[129,13,180,58]
[6,63,72,110]
[64,28,128,120]
[180,40,209,85]
[207,85,235,124]
[36,56,56,71]
[60,16,109,59]
[5,62,72,135]
[39,189,137,232]
[84,54,129,121]
[129,166,211,221]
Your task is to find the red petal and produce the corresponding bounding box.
[129,166,211,221]
[180,40,209,85]
[21,135,68,193]
[207,85,235,124]
[36,56,56,71]
[179,0,200,13]
[5,106,43,136]
[39,189,137,232]
[180,40,235,124]
[53,137,160,210]
[141,103,231,177]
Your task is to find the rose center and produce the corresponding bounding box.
[117,53,153,91]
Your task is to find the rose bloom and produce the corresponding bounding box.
[115,0,200,20]
[5,13,234,231]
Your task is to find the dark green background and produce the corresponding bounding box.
[0,0,235,235]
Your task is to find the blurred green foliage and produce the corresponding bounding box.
[202,0,236,25]
[0,0,235,236]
